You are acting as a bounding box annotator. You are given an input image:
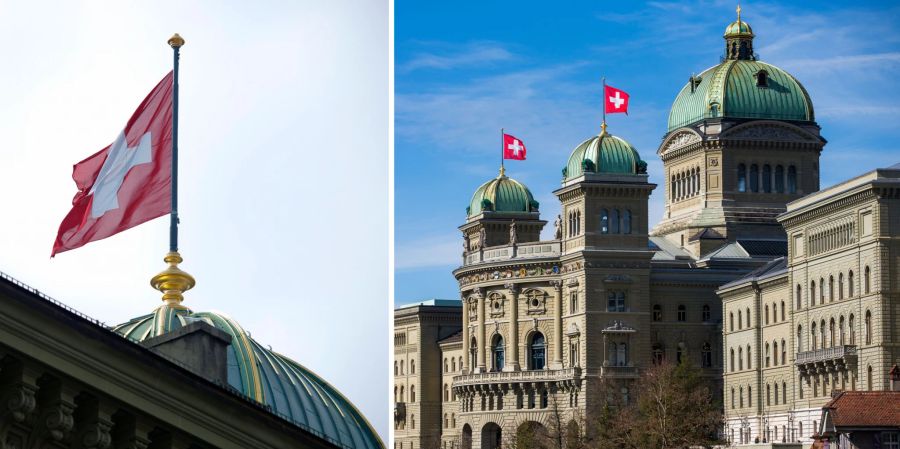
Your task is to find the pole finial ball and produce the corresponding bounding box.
[168,33,185,48]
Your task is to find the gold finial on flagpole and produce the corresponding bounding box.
[168,33,185,48]
[150,252,195,308]
[499,165,506,178]
[736,4,742,24]
[600,120,608,136]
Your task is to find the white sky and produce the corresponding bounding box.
[0,0,388,441]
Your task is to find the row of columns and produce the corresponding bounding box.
[462,281,564,373]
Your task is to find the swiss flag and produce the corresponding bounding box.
[604,84,629,114]
[52,72,174,256]
[503,133,526,160]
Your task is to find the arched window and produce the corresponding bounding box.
[811,322,817,350]
[411,385,416,402]
[849,314,856,344]
[821,319,827,349]
[610,209,620,234]
[781,339,786,365]
[491,334,505,372]
[781,300,785,321]
[738,164,747,192]
[600,209,609,234]
[729,312,734,330]
[765,343,770,367]
[458,357,463,371]
[820,277,825,304]
[739,386,744,408]
[654,304,663,322]
[444,413,449,429]
[738,347,743,370]
[444,358,448,373]
[865,310,872,344]
[748,385,752,407]
[738,310,742,330]
[767,384,771,405]
[773,340,778,365]
[702,304,711,322]
[617,343,628,366]
[787,165,797,193]
[750,164,759,192]
[400,385,405,401]
[623,210,632,234]
[774,383,779,405]
[411,414,415,429]
[763,164,772,193]
[829,318,836,347]
[452,358,456,372]
[394,361,398,376]
[864,266,871,294]
[702,342,712,368]
[394,386,398,403]
[782,382,787,404]
[849,270,855,297]
[731,387,735,409]
[730,348,735,372]
[653,345,664,365]
[757,70,769,87]
[470,337,477,368]
[677,305,686,322]
[775,165,785,192]
[797,285,803,309]
[839,273,845,300]
[797,324,803,352]
[810,280,816,305]
[746,308,751,328]
[410,360,415,374]
[829,276,835,302]
[529,332,546,370]
[839,315,846,345]
[400,360,404,375]
[765,304,770,325]
[443,384,448,401]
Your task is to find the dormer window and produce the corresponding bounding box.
[756,70,768,88]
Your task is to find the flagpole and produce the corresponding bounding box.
[168,34,183,252]
[500,128,504,176]
[602,76,606,131]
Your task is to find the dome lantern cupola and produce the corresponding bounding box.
[466,167,539,218]
[562,124,647,185]
[724,4,755,60]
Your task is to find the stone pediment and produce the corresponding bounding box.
[659,130,702,155]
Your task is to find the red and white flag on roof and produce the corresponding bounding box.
[52,72,174,256]
[604,84,630,115]
[503,133,527,160]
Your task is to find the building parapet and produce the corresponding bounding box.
[463,241,561,266]
[795,345,857,374]
[452,367,580,389]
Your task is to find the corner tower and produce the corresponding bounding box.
[651,8,826,258]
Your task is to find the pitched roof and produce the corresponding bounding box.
[823,391,900,428]
[438,329,463,344]
[719,257,787,289]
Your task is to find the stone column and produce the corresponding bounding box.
[550,280,563,369]
[462,293,470,373]
[476,288,486,373]
[505,283,520,371]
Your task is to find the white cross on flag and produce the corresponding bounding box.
[604,84,630,115]
[502,133,527,160]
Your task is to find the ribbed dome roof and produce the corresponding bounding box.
[724,19,753,37]
[667,60,814,131]
[467,168,539,217]
[563,132,646,181]
[113,305,382,449]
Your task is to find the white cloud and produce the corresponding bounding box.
[395,233,462,270]
[400,42,515,73]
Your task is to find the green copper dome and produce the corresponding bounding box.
[563,130,646,181]
[724,19,753,37]
[668,13,814,132]
[467,168,539,217]
[113,305,382,449]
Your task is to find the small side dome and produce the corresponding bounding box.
[563,131,646,182]
[467,168,539,217]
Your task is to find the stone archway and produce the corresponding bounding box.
[461,424,472,449]
[481,422,502,449]
[516,421,550,448]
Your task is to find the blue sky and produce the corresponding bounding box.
[394,0,900,305]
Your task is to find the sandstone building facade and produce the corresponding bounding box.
[393,11,898,449]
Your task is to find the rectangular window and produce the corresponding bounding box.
[570,291,578,313]
[861,211,873,237]
[607,291,626,312]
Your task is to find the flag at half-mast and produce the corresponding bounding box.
[503,133,527,160]
[604,84,630,115]
[52,72,174,256]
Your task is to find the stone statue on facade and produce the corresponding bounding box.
[509,220,517,245]
[478,227,486,249]
[554,214,562,239]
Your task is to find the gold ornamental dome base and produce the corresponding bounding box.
[150,251,195,307]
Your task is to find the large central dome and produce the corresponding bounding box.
[114,306,382,449]
[667,15,814,132]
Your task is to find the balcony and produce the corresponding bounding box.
[463,241,561,267]
[600,364,639,379]
[795,345,857,375]
[453,367,581,390]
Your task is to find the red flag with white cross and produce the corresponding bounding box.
[52,72,174,256]
[604,84,630,115]
[503,133,527,160]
